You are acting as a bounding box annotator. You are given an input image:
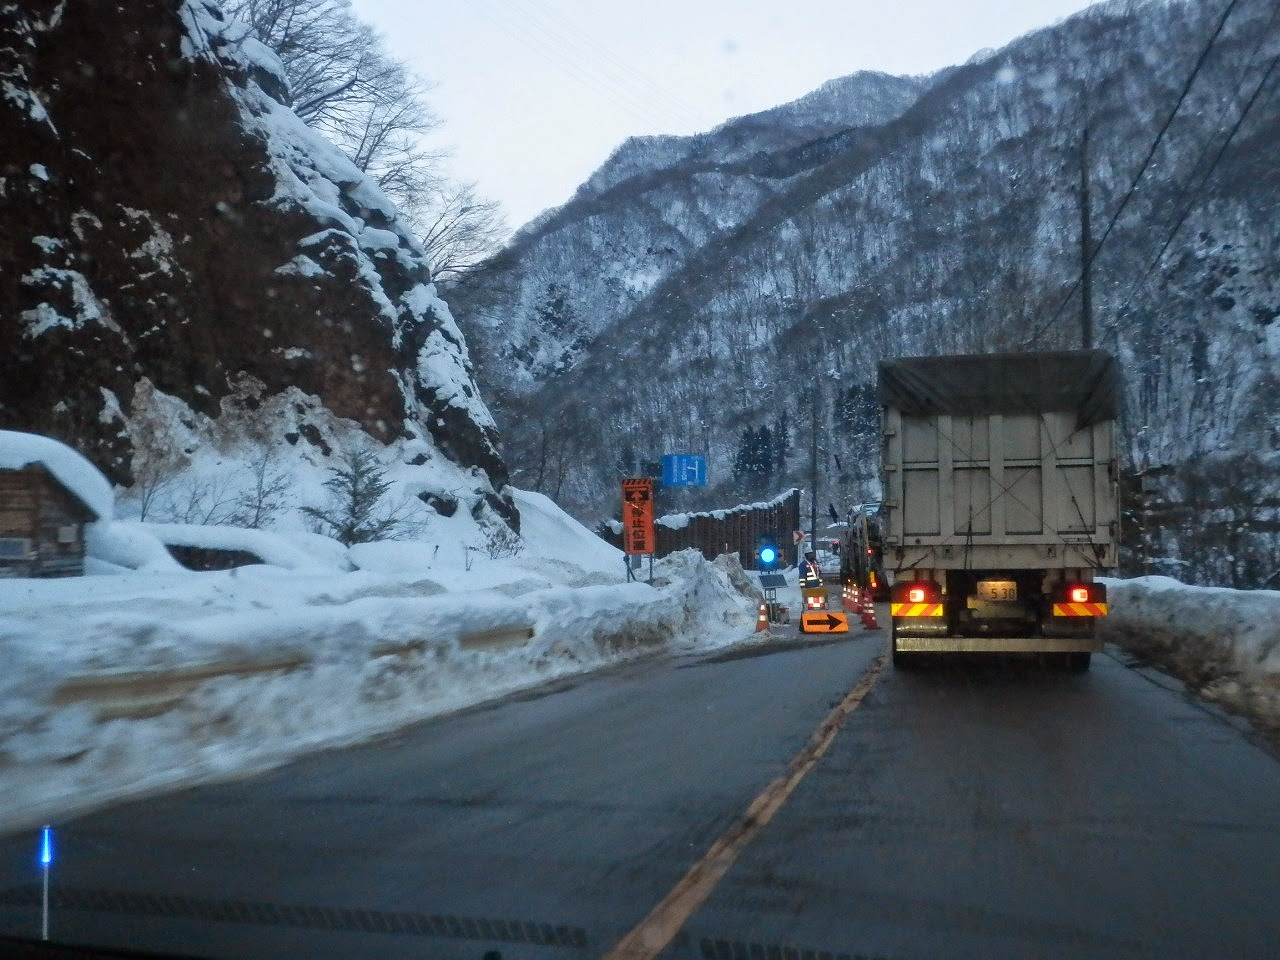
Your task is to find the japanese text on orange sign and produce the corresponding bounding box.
[622,478,655,555]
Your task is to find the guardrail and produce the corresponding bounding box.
[52,625,538,721]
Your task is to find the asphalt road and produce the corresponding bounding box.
[2,616,1279,960]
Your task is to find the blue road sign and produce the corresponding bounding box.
[661,454,707,487]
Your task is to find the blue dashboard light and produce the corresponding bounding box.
[40,825,52,866]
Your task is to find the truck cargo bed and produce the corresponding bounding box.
[879,351,1119,572]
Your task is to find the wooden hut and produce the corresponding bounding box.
[0,463,100,577]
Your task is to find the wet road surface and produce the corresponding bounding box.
[2,620,1278,960]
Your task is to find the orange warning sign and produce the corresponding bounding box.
[800,611,850,634]
[622,478,655,555]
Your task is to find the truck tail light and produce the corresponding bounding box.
[1062,583,1106,603]
[895,581,939,604]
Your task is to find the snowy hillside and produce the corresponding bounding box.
[451,71,923,389]
[0,0,514,532]
[453,0,1280,584]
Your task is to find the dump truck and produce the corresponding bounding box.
[879,350,1120,670]
[839,503,889,600]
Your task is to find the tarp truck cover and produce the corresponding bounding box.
[877,350,1121,572]
[877,350,1120,428]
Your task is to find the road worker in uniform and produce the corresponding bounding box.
[799,550,823,589]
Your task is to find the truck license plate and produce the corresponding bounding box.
[978,580,1017,601]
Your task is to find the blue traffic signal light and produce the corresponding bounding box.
[757,532,780,569]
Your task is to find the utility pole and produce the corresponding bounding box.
[809,380,818,552]
[1079,124,1093,349]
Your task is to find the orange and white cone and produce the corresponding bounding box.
[756,601,770,632]
[860,588,879,630]
[842,584,858,612]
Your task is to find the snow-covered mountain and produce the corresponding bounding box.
[453,0,1279,585]
[453,71,924,386]
[0,0,515,528]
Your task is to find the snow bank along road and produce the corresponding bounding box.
[0,546,759,834]
[1100,576,1280,740]
[2,631,1277,960]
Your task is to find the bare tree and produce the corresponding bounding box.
[223,0,507,281]
[230,451,292,529]
[222,0,401,131]
[412,181,508,286]
[129,462,177,522]
[157,475,241,526]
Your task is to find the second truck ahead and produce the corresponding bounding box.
[878,350,1120,670]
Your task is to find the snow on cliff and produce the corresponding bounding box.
[1,0,512,532]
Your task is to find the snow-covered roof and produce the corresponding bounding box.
[0,430,113,521]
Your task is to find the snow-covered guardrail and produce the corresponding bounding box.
[0,550,760,832]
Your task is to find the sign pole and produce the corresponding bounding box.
[40,824,52,940]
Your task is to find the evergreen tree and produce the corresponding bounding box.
[732,426,776,494]
[302,448,402,544]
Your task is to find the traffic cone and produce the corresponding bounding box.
[860,588,879,630]
[842,584,858,612]
[756,602,770,632]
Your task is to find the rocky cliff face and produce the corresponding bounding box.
[0,0,514,526]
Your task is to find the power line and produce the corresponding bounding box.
[474,3,675,131]
[1107,17,1280,336]
[507,0,706,129]
[1028,0,1242,344]
[477,0,701,133]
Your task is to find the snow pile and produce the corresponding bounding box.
[135,522,353,573]
[649,548,765,641]
[1100,576,1280,735]
[84,522,185,574]
[0,493,762,831]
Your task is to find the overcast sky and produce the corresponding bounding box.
[350,0,1102,232]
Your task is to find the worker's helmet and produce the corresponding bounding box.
[805,551,817,561]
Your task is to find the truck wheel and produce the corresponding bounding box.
[1067,652,1091,672]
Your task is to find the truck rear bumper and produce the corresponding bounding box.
[893,636,1102,653]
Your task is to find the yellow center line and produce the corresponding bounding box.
[602,651,887,960]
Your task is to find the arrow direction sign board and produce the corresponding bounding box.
[661,454,707,488]
[800,611,850,634]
